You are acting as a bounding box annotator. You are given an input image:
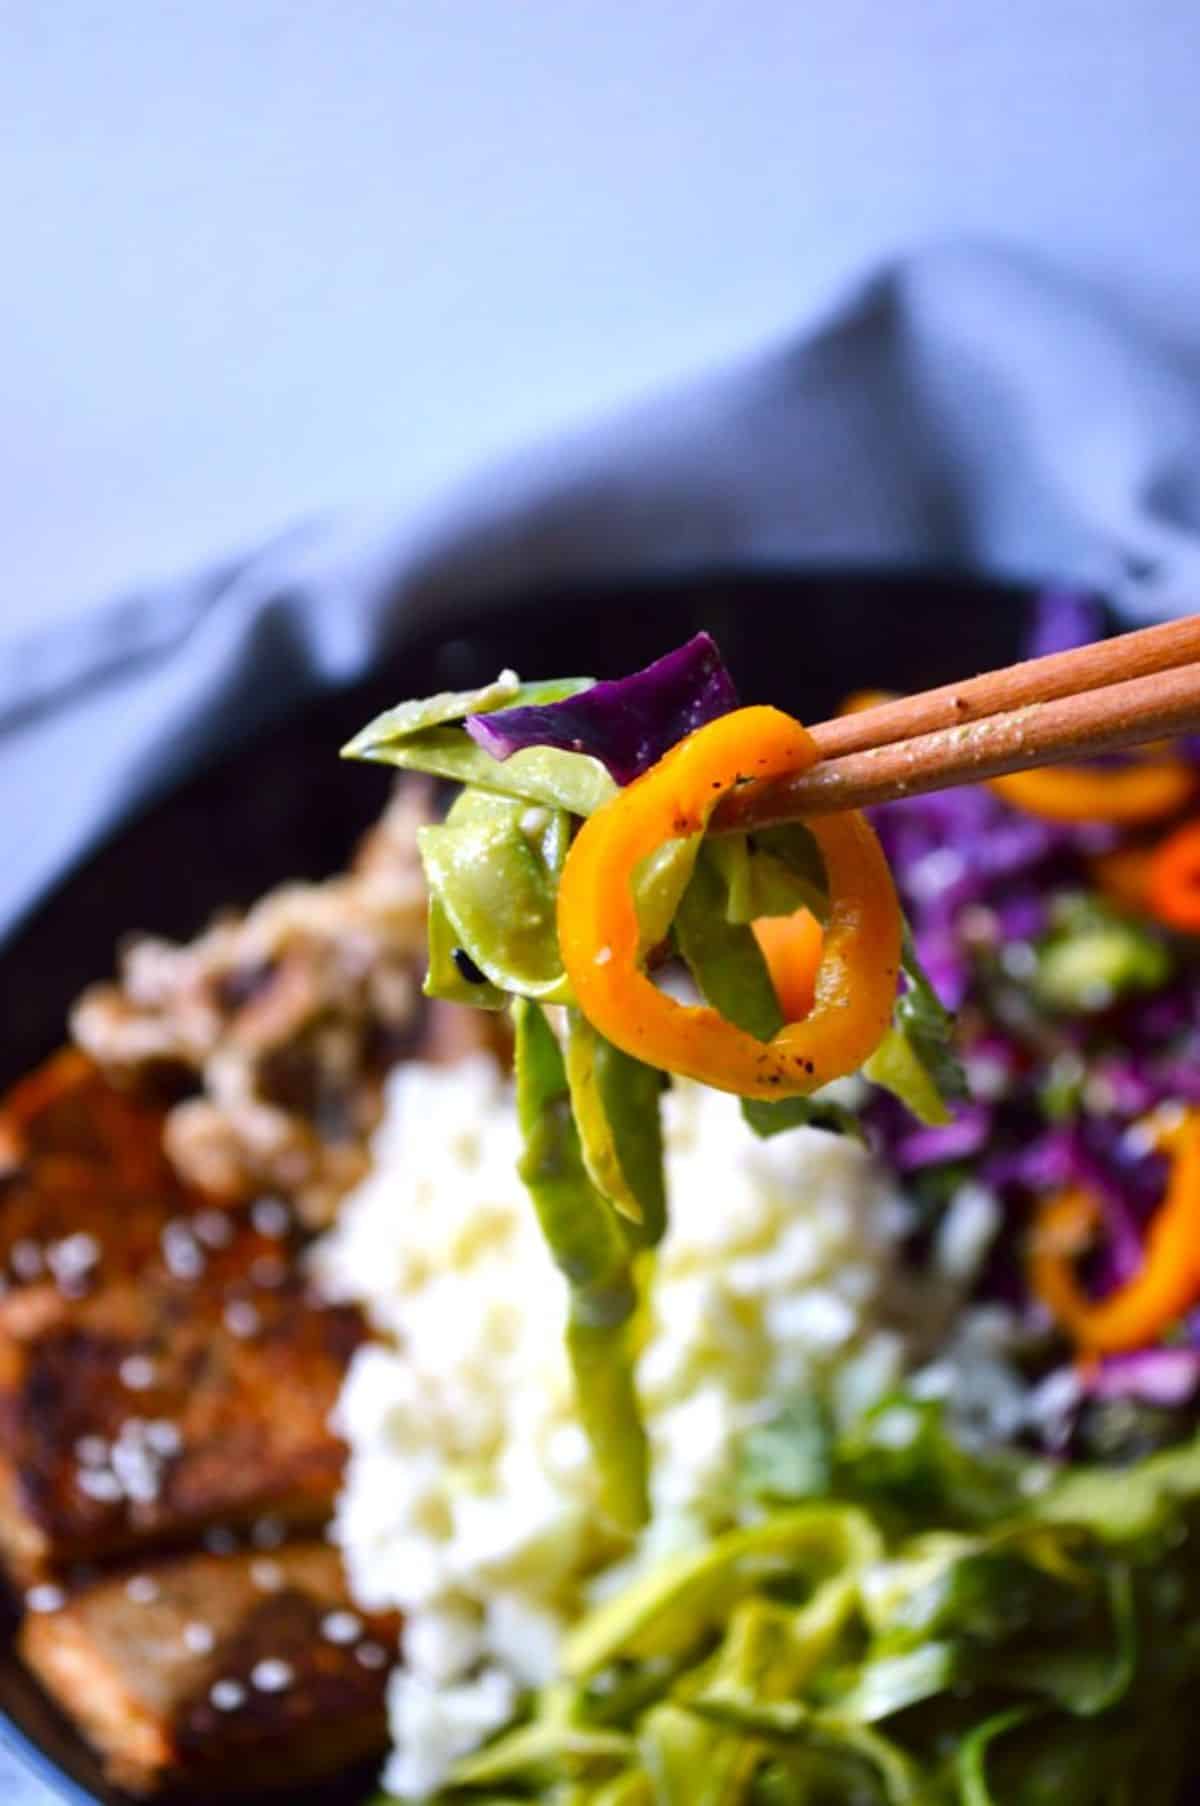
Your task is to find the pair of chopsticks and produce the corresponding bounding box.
[713,612,1200,831]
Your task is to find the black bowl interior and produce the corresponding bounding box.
[0,568,1034,1804]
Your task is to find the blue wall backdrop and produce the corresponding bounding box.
[2,1,1198,632]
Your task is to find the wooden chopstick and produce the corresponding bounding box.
[712,613,1200,829]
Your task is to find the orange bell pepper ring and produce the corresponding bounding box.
[557,706,902,1100]
[1147,819,1200,934]
[1029,1112,1200,1354]
[991,757,1194,826]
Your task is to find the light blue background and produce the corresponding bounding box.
[2,1,1200,638]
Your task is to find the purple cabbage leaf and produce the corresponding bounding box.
[465,632,739,785]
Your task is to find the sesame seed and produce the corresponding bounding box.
[203,1526,238,1556]
[47,1233,100,1286]
[110,1436,161,1501]
[355,1641,389,1670]
[125,1575,160,1605]
[162,1222,206,1281]
[119,1354,157,1392]
[250,1515,286,1550]
[194,1209,235,1250]
[121,1468,160,1506]
[77,1468,123,1503]
[223,1300,260,1338]
[183,1621,216,1655]
[26,1584,66,1614]
[210,1679,247,1711]
[250,1198,291,1239]
[250,1559,283,1592]
[144,1420,183,1457]
[250,1658,294,1693]
[74,1434,109,1468]
[320,1610,363,1646]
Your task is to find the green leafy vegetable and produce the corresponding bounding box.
[566,1506,880,1676]
[423,894,509,1008]
[631,835,703,954]
[1033,893,1171,1014]
[419,794,572,1003]
[387,1411,1200,1804]
[344,672,588,751]
[343,670,616,819]
[738,1396,834,1505]
[831,1395,1031,1531]
[956,1706,1042,1806]
[565,1012,668,1242]
[736,823,830,921]
[672,844,860,1144]
[673,844,782,1042]
[513,998,648,1530]
[740,1093,866,1141]
[1033,1423,1200,1539]
[864,927,966,1126]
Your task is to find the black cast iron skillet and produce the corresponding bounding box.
[0,569,1031,1804]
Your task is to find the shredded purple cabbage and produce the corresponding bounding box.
[466,632,739,785]
[892,1104,993,1172]
[863,590,1200,1438]
[1085,1349,1200,1407]
[1026,587,1106,657]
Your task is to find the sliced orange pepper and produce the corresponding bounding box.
[1029,1113,1200,1354]
[990,757,1195,826]
[752,908,824,1021]
[1147,820,1200,934]
[557,707,902,1100]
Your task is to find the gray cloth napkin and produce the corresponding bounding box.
[3,241,1200,955]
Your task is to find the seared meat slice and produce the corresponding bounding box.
[19,1542,399,1795]
[0,1243,365,1581]
[0,1160,174,1296]
[0,1050,209,1296]
[0,1049,181,1190]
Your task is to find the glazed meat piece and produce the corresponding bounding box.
[0,1049,180,1190]
[0,1239,365,1581]
[0,1052,230,1300]
[0,1159,175,1296]
[19,1541,399,1795]
[71,783,431,1225]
